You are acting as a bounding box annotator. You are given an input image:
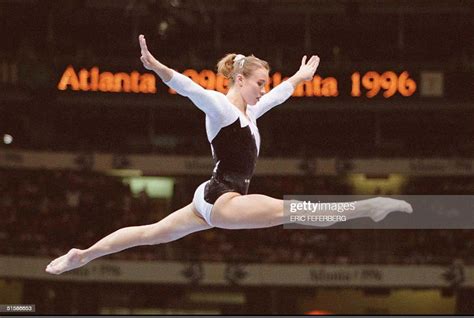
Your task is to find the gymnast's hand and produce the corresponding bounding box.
[296,55,320,81]
[287,55,320,88]
[138,34,173,81]
[139,34,160,71]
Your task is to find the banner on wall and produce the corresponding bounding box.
[0,149,337,176]
[1,255,472,287]
[2,150,474,176]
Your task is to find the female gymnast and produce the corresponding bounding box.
[46,35,412,274]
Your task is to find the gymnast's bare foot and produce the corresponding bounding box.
[45,248,89,275]
[363,197,413,222]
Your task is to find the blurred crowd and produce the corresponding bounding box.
[1,168,472,265]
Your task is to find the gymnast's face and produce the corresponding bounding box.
[237,67,269,106]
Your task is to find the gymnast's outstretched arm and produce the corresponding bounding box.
[139,34,228,121]
[252,55,320,119]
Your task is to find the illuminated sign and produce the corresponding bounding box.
[57,66,417,98]
[351,71,416,98]
[57,66,156,93]
[178,69,339,97]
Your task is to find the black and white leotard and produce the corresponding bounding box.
[165,70,294,225]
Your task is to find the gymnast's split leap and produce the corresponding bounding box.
[46,35,412,274]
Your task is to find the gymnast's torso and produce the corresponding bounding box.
[165,70,294,204]
[204,105,260,204]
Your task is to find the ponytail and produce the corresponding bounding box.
[216,53,237,79]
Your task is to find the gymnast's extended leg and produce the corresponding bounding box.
[211,194,413,229]
[45,203,211,274]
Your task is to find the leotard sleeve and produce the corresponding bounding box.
[251,81,295,119]
[165,70,228,121]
